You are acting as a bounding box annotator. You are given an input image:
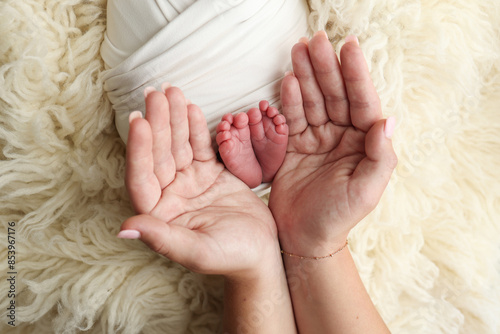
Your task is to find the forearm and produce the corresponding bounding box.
[283,245,389,334]
[223,245,297,334]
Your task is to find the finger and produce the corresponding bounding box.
[349,118,398,215]
[308,31,351,126]
[145,91,176,188]
[340,36,383,132]
[165,87,193,170]
[291,41,330,126]
[119,215,212,274]
[126,114,162,214]
[280,73,308,135]
[188,104,216,162]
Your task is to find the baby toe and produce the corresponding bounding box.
[221,113,234,124]
[266,106,279,118]
[273,114,287,126]
[216,120,231,133]
[233,113,249,129]
[259,100,270,112]
[216,130,232,146]
[247,107,263,125]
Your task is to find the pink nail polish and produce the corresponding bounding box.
[314,30,328,39]
[299,36,309,45]
[117,230,141,239]
[345,35,359,46]
[384,116,396,139]
[143,86,156,98]
[128,111,143,124]
[161,82,171,93]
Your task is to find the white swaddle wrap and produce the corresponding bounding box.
[101,0,309,144]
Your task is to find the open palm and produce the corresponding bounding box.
[122,88,277,277]
[269,34,397,255]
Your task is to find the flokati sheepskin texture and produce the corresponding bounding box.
[0,0,499,333]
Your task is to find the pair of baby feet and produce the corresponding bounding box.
[216,100,288,189]
[139,85,288,189]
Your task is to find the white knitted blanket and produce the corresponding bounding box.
[0,1,499,333]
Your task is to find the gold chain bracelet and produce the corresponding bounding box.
[281,240,349,260]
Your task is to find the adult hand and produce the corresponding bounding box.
[120,87,278,279]
[269,32,398,256]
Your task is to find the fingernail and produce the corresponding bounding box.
[314,30,328,39]
[345,35,359,46]
[129,111,143,124]
[117,230,141,239]
[284,70,294,77]
[384,116,396,139]
[143,86,156,98]
[161,82,171,93]
[299,36,309,45]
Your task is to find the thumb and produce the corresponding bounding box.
[118,214,204,272]
[350,117,398,212]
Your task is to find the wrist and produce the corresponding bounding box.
[223,242,296,334]
[223,240,284,285]
[278,228,349,259]
[281,239,349,260]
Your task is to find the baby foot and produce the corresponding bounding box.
[248,101,289,183]
[216,113,262,188]
[216,101,289,188]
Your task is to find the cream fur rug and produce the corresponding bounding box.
[1,0,499,333]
